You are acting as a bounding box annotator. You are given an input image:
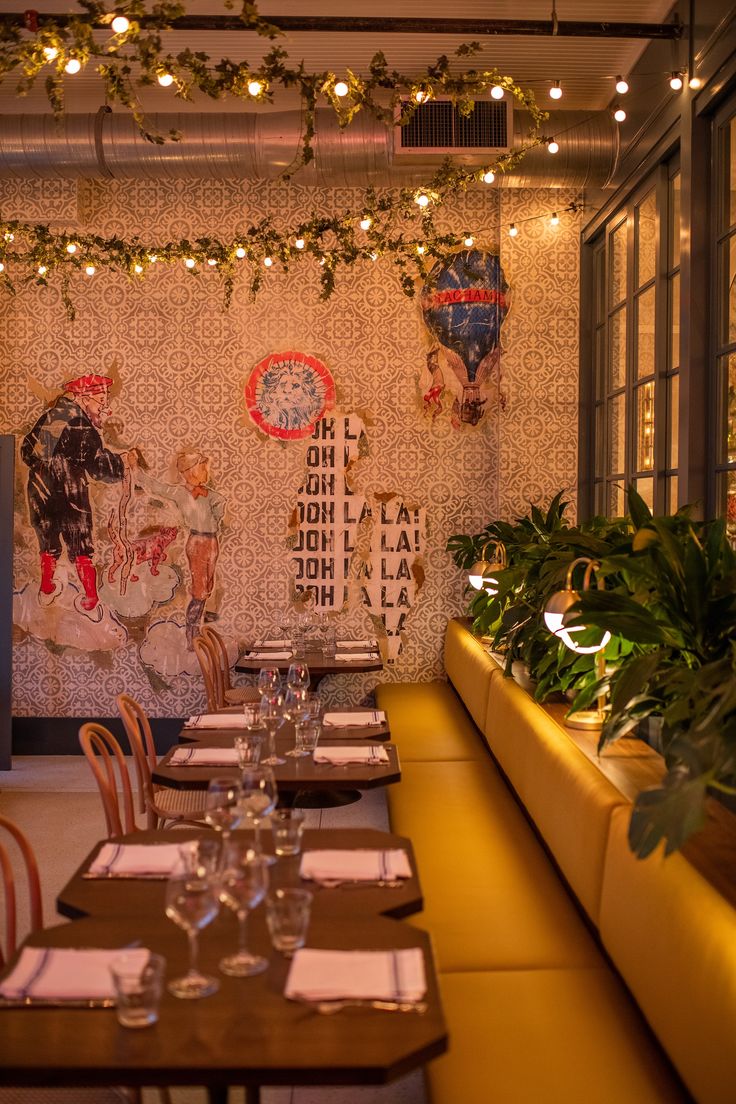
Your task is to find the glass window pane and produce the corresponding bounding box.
[595,403,604,478]
[594,481,605,516]
[717,354,736,466]
[607,393,626,475]
[669,273,680,372]
[717,235,736,346]
[669,172,681,269]
[634,477,654,511]
[609,307,627,391]
[720,115,736,233]
[594,326,605,399]
[667,373,679,469]
[667,475,679,513]
[636,189,657,287]
[608,482,625,517]
[609,220,627,307]
[717,469,736,542]
[635,383,655,472]
[636,286,656,380]
[594,244,605,326]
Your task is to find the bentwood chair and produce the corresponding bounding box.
[78,723,139,838]
[193,634,254,714]
[201,626,261,707]
[117,693,209,830]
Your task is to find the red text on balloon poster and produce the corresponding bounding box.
[245,350,336,440]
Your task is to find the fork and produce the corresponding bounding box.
[295,997,427,1014]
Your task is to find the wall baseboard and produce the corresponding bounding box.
[11,717,184,756]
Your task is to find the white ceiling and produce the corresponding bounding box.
[0,0,680,113]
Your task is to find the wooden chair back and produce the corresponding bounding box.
[0,815,43,968]
[201,626,233,693]
[79,722,138,838]
[193,634,222,711]
[117,693,159,828]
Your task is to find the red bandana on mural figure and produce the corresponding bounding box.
[245,350,336,440]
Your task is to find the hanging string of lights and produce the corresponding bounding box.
[506,199,584,238]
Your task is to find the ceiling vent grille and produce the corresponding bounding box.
[394,97,512,156]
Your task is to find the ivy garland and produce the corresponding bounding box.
[0,157,537,319]
[0,1,548,169]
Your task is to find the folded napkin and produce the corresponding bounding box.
[169,746,240,767]
[0,946,149,1002]
[247,650,292,660]
[285,947,426,1003]
[253,639,290,648]
[322,710,386,727]
[313,745,389,765]
[336,638,378,649]
[88,842,186,877]
[300,849,411,884]
[334,652,378,662]
[184,713,248,729]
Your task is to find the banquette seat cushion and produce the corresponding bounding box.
[376,681,488,761]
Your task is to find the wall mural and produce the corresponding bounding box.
[245,350,336,440]
[420,248,510,429]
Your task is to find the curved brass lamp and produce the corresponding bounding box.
[468,540,508,595]
[544,556,611,730]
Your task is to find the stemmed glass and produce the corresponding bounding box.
[283,686,309,757]
[165,872,220,998]
[287,661,310,690]
[218,842,270,977]
[258,666,281,695]
[259,688,285,766]
[204,777,243,848]
[239,766,278,861]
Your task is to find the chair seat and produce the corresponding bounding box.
[225,685,260,704]
[154,784,208,823]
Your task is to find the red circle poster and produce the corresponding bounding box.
[245,350,336,440]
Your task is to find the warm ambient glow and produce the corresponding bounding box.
[359,216,372,230]
[468,541,508,595]
[482,170,495,184]
[65,243,77,254]
[157,71,174,87]
[37,265,47,275]
[263,256,273,267]
[416,245,426,254]
[615,75,629,94]
[549,80,562,100]
[464,235,474,247]
[111,14,130,33]
[508,223,518,237]
[64,58,81,74]
[184,257,195,268]
[294,238,305,249]
[550,212,560,226]
[544,558,612,655]
[689,75,702,89]
[670,71,684,91]
[547,139,559,154]
[207,258,217,266]
[414,89,430,103]
[334,81,349,98]
[415,193,430,208]
[43,46,58,61]
[614,107,627,122]
[84,265,95,276]
[247,80,263,96]
[133,264,143,274]
[491,84,504,99]
[235,247,246,259]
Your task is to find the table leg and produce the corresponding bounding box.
[293,788,362,808]
[206,1088,228,1104]
[244,1088,261,1104]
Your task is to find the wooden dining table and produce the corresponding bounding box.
[235,645,384,689]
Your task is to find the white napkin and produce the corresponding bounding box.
[253,639,290,648]
[88,842,186,877]
[313,745,389,765]
[0,946,149,1002]
[247,650,292,660]
[300,849,411,883]
[323,710,386,727]
[169,746,240,766]
[184,713,248,729]
[334,652,378,662]
[336,639,378,649]
[285,947,426,1002]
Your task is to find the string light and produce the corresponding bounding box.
[417,244,426,254]
[42,46,58,61]
[547,139,559,154]
[614,107,627,122]
[414,89,430,104]
[689,75,702,90]
[0,262,5,273]
[550,211,560,226]
[111,14,130,33]
[415,192,430,208]
[247,79,263,96]
[504,199,584,238]
[133,263,143,274]
[670,71,683,91]
[549,80,562,100]
[4,232,13,242]
[370,252,378,261]
[184,257,196,268]
[207,258,217,266]
[464,235,475,247]
[65,242,77,254]
[482,170,495,184]
[491,84,504,99]
[147,254,157,263]
[615,75,629,94]
[235,247,246,259]
[294,237,305,250]
[157,71,174,87]
[359,216,372,230]
[509,223,518,237]
[333,80,349,98]
[64,58,81,75]
[263,256,273,267]
[37,265,47,275]
[84,264,96,276]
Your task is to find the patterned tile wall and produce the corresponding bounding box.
[1,177,579,717]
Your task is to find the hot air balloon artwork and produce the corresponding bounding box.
[420,249,510,428]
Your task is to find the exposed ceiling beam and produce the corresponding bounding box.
[2,14,683,40]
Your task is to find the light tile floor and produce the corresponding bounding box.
[0,757,426,1104]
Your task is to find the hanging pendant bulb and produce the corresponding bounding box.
[508,223,518,238]
[614,107,627,123]
[111,14,130,33]
[547,139,559,154]
[670,71,683,91]
[549,80,562,100]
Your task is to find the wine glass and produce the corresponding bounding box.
[258,666,281,694]
[283,686,309,757]
[204,777,243,848]
[239,766,278,860]
[259,688,285,766]
[287,661,310,690]
[165,872,220,998]
[218,842,270,977]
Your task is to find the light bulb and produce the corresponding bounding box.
[4,232,13,242]
[557,626,612,655]
[544,609,564,634]
[64,58,81,75]
[85,264,95,276]
[482,170,495,184]
[414,89,429,104]
[614,107,627,122]
[670,71,683,91]
[184,257,195,269]
[247,79,263,96]
[689,75,702,90]
[157,71,174,87]
[508,223,518,237]
[490,84,504,100]
[547,139,559,154]
[263,256,273,267]
[319,257,326,266]
[334,80,349,98]
[235,247,246,259]
[370,252,378,261]
[294,237,305,250]
[147,254,157,263]
[111,14,130,33]
[359,216,372,230]
[415,193,430,208]
[550,212,560,226]
[133,263,143,274]
[0,262,5,273]
[615,75,629,94]
[66,242,77,254]
[549,80,562,100]
[464,235,474,247]
[37,265,47,275]
[207,258,217,266]
[43,46,58,62]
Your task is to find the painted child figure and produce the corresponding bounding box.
[134,450,226,648]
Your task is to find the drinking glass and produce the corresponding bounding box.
[204,777,243,847]
[294,719,321,757]
[287,662,310,690]
[235,730,263,769]
[266,888,313,956]
[258,666,281,694]
[177,837,221,878]
[218,842,270,977]
[259,688,285,766]
[165,873,220,998]
[283,686,309,757]
[240,766,278,860]
[110,951,165,1028]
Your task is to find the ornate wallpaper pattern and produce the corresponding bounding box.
[0,177,580,718]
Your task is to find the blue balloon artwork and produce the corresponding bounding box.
[420,250,510,426]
